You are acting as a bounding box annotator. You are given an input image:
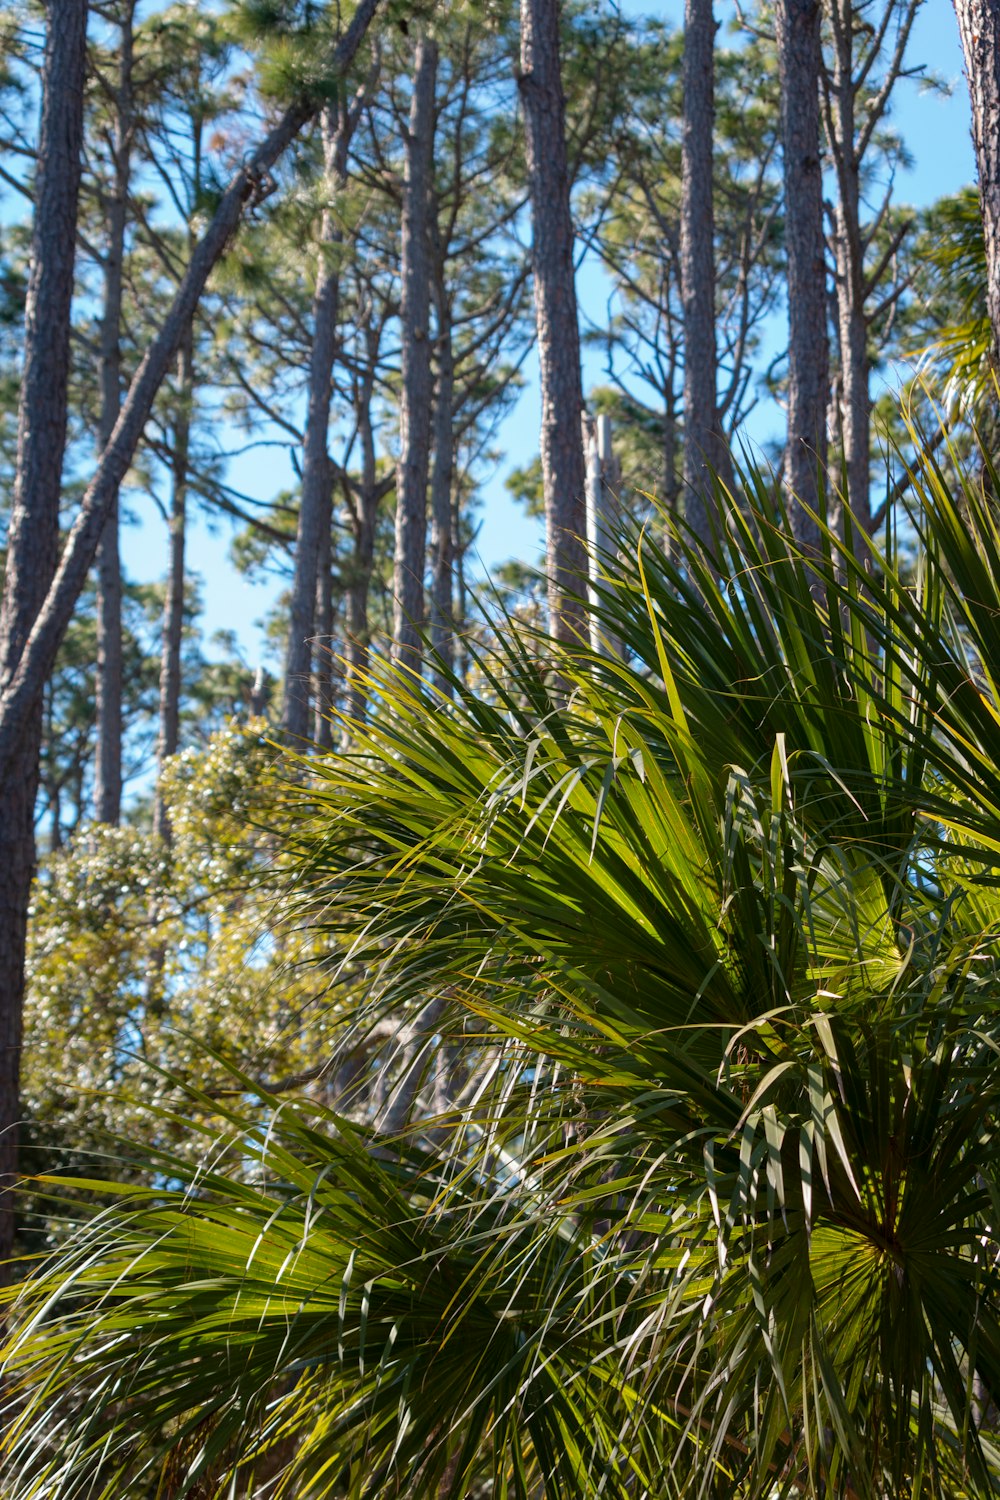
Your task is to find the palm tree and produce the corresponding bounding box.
[4,443,1000,1498]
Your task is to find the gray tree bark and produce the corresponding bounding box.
[392,34,437,673]
[680,0,728,545]
[663,350,680,535]
[284,102,349,740]
[345,482,377,723]
[0,0,87,1275]
[0,0,382,789]
[344,318,386,725]
[824,0,869,538]
[94,1,134,826]
[518,0,587,641]
[313,517,334,749]
[822,0,920,543]
[775,0,829,549]
[832,216,870,536]
[954,0,1000,361]
[584,413,621,655]
[152,332,193,845]
[376,996,446,1135]
[429,270,455,691]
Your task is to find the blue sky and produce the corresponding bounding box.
[122,0,976,669]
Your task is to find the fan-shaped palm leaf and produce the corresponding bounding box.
[5,445,1000,1497]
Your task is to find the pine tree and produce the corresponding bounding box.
[954,0,1000,363]
[0,0,88,1276]
[775,0,828,545]
[518,0,587,641]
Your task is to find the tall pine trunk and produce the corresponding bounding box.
[344,324,382,725]
[392,34,437,672]
[954,0,1000,361]
[663,343,680,539]
[452,487,470,681]
[825,1,871,537]
[345,492,377,723]
[429,269,455,690]
[680,0,727,543]
[94,2,134,825]
[313,518,334,749]
[775,0,829,546]
[0,0,87,1273]
[518,0,587,641]
[152,332,193,844]
[833,216,870,534]
[284,103,348,739]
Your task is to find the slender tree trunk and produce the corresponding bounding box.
[584,414,620,656]
[94,504,124,828]
[392,34,437,673]
[0,0,382,790]
[429,276,455,690]
[42,685,61,852]
[954,0,1000,361]
[827,281,843,462]
[0,0,87,1275]
[834,223,871,534]
[775,0,830,549]
[284,103,348,739]
[344,325,381,725]
[518,0,587,641]
[377,996,446,1135]
[661,307,680,517]
[250,665,269,717]
[313,517,334,749]
[825,2,871,537]
[660,323,681,552]
[680,0,728,543]
[345,503,376,724]
[94,6,133,825]
[152,332,193,844]
[452,486,469,684]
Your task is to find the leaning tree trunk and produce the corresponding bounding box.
[0,5,383,1266]
[775,0,830,549]
[152,332,193,845]
[283,102,349,740]
[680,0,728,544]
[94,3,133,825]
[518,0,587,641]
[392,34,437,673]
[0,0,87,1276]
[0,0,383,794]
[954,0,1000,362]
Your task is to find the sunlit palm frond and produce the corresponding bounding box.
[6,437,1000,1496]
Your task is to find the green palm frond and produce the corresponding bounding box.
[909,188,993,408]
[6,437,1000,1497]
[3,1094,683,1499]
